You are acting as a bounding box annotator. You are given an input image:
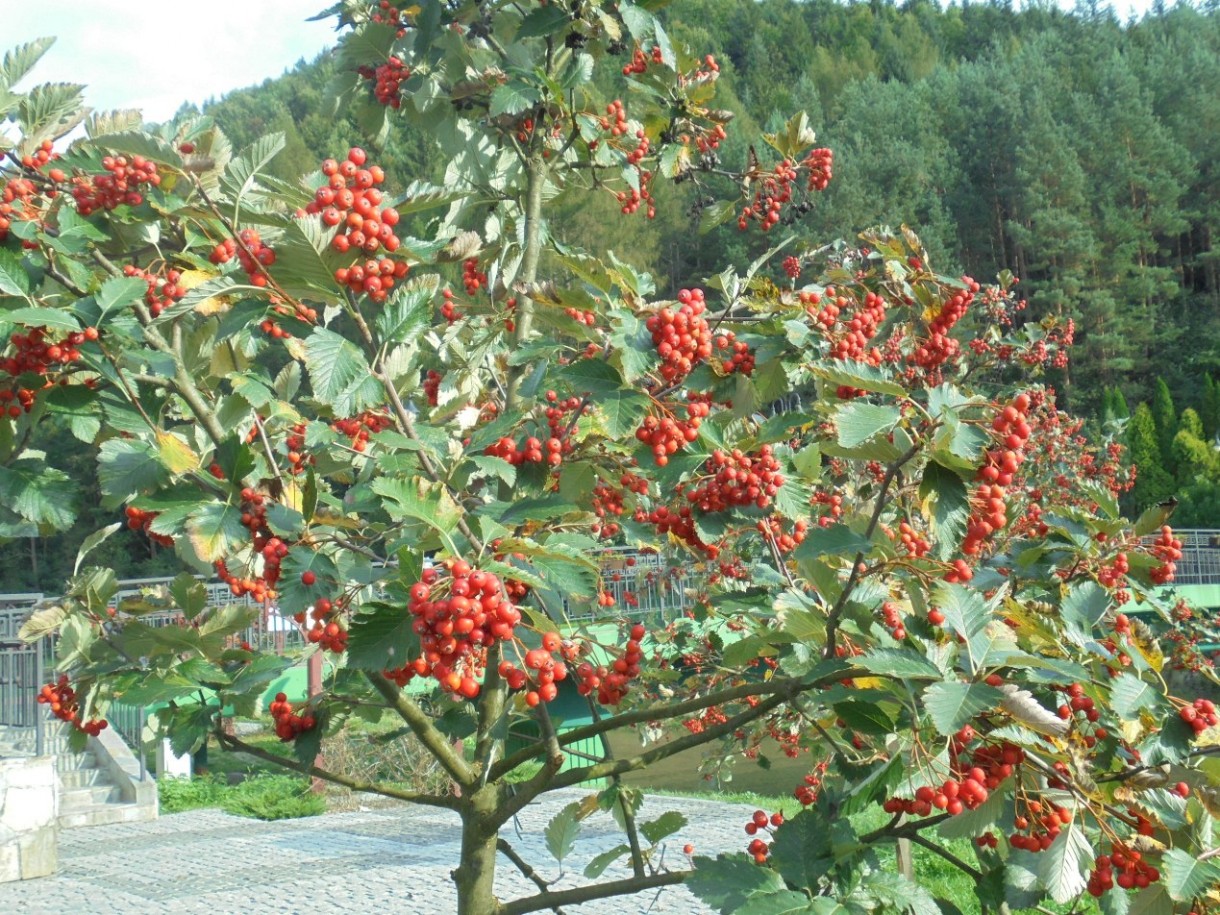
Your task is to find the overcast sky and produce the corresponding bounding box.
[9,0,1167,125]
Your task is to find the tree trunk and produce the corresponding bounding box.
[454,803,501,915]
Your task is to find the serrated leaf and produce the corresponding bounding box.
[544,801,582,864]
[920,461,969,558]
[812,361,906,397]
[0,460,75,528]
[490,81,541,118]
[184,502,246,563]
[687,854,787,913]
[923,681,1003,736]
[1038,818,1092,903]
[346,601,418,671]
[1,38,55,92]
[1111,673,1162,720]
[169,573,209,621]
[584,844,631,878]
[98,439,170,508]
[3,306,79,329]
[17,604,66,642]
[933,582,994,674]
[1162,847,1220,901]
[856,648,942,681]
[375,281,433,343]
[0,248,32,298]
[1062,580,1110,637]
[600,390,649,438]
[74,522,121,575]
[833,402,901,449]
[223,133,286,211]
[560,359,623,395]
[768,808,832,893]
[157,430,201,475]
[736,891,825,915]
[640,810,687,845]
[304,328,381,416]
[996,683,1069,737]
[96,275,147,315]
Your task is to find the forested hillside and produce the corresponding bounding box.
[6,0,1220,590]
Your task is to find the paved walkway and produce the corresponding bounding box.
[5,790,760,914]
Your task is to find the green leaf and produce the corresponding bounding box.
[920,462,969,559]
[600,390,649,438]
[833,402,901,449]
[0,248,32,298]
[1127,883,1172,915]
[1162,847,1220,902]
[73,522,121,575]
[687,853,787,913]
[346,601,418,671]
[1038,818,1092,904]
[0,460,75,528]
[932,582,992,674]
[768,809,832,893]
[373,477,461,543]
[489,81,541,118]
[1,37,55,92]
[97,439,171,508]
[544,801,582,865]
[834,700,895,736]
[375,281,433,343]
[736,891,826,915]
[813,361,905,398]
[184,502,247,563]
[923,681,1003,736]
[640,810,687,845]
[560,359,624,395]
[169,573,209,621]
[3,306,79,329]
[304,328,381,416]
[96,275,147,315]
[516,5,570,38]
[222,133,286,210]
[583,844,631,878]
[1110,673,1161,720]
[856,648,942,681]
[1062,581,1109,637]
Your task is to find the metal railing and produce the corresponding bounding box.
[0,638,45,758]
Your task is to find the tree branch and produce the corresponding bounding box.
[497,870,687,915]
[496,838,568,915]
[907,833,983,881]
[214,729,457,809]
[365,671,474,787]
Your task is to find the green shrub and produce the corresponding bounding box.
[158,775,227,814]
[220,775,325,820]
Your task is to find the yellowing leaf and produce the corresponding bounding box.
[177,269,231,315]
[157,430,200,474]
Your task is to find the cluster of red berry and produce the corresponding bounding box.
[124,506,173,547]
[635,397,710,467]
[358,55,409,107]
[647,289,712,382]
[332,410,393,452]
[499,631,575,707]
[370,0,407,33]
[1087,846,1160,896]
[803,288,887,366]
[1180,697,1218,734]
[209,229,276,287]
[737,158,797,231]
[305,596,348,654]
[802,146,833,191]
[72,154,160,215]
[407,562,522,699]
[0,174,39,242]
[575,623,646,705]
[622,44,664,76]
[38,675,108,736]
[895,520,930,557]
[461,259,486,296]
[757,517,809,553]
[963,392,1032,555]
[685,447,784,512]
[423,369,442,406]
[910,279,979,372]
[284,422,314,475]
[122,264,186,318]
[1098,551,1130,588]
[792,762,828,806]
[268,692,316,742]
[1148,525,1182,584]
[743,809,783,863]
[715,333,754,375]
[879,601,906,641]
[782,255,801,280]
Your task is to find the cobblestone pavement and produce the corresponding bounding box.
[6,790,761,914]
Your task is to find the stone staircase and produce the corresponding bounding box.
[0,720,158,828]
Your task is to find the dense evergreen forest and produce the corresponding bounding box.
[6,0,1220,591]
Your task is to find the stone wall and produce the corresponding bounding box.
[0,756,57,882]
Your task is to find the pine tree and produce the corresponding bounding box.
[1203,374,1220,440]
[1179,407,1205,440]
[1127,402,1177,509]
[1112,387,1130,419]
[1151,377,1177,472]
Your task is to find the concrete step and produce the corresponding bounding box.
[55,751,96,771]
[58,801,148,830]
[59,784,122,811]
[58,767,111,789]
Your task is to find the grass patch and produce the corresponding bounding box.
[158,772,322,820]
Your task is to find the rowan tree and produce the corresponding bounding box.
[7,4,1220,914]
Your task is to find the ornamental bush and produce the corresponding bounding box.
[5,3,1219,913]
